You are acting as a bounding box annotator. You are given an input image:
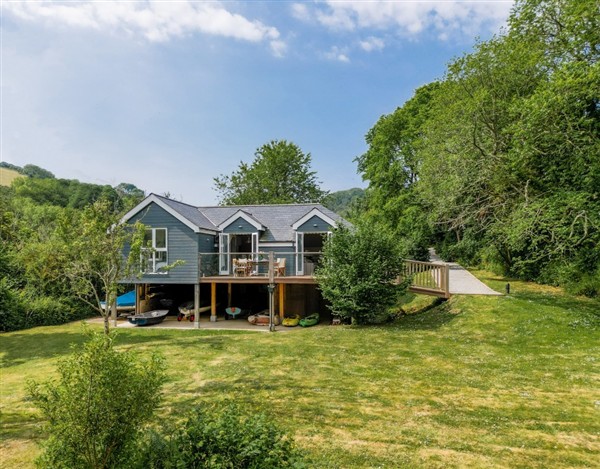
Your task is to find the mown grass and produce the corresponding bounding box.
[1,272,599,468]
[0,168,24,187]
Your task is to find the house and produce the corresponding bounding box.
[120,193,348,325]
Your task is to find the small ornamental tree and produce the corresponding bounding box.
[28,331,166,469]
[316,223,407,324]
[60,198,147,335]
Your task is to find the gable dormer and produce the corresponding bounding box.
[291,207,337,232]
[218,210,265,233]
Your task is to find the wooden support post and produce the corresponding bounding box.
[135,285,140,315]
[443,264,450,299]
[268,251,274,284]
[227,283,232,307]
[268,251,275,332]
[279,284,285,320]
[194,283,200,329]
[210,282,217,322]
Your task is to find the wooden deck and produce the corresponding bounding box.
[199,275,316,285]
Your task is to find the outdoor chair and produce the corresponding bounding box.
[234,258,250,277]
[275,258,286,277]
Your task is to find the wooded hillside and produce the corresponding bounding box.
[356,0,599,295]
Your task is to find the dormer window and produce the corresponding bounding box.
[143,228,168,273]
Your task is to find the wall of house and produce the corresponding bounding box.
[127,202,200,284]
[296,215,333,233]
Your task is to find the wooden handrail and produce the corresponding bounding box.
[402,260,450,299]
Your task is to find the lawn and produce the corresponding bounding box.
[1,272,599,468]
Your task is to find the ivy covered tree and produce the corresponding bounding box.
[214,140,327,205]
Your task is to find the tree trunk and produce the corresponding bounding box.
[103,315,110,336]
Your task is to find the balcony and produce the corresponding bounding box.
[198,251,323,284]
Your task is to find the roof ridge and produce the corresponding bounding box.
[199,203,323,209]
[152,193,200,210]
[197,208,218,226]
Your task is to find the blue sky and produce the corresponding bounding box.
[1,1,513,205]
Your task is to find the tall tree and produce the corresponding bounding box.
[214,140,327,205]
[356,83,439,259]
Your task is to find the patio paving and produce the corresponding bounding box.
[86,314,303,332]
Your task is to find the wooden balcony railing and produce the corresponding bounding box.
[198,251,323,278]
[198,252,451,298]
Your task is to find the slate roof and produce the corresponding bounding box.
[157,196,217,232]
[152,194,345,242]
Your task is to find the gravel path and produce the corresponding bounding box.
[429,249,501,296]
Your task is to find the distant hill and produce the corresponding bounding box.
[323,187,365,216]
[0,161,145,209]
[0,167,25,187]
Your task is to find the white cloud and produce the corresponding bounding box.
[270,39,288,58]
[302,1,513,39]
[359,36,385,52]
[291,3,311,22]
[4,1,284,54]
[322,46,350,63]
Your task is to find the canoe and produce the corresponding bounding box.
[248,312,280,326]
[127,309,168,326]
[177,301,213,322]
[282,315,300,327]
[299,313,319,327]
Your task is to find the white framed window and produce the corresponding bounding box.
[143,228,168,273]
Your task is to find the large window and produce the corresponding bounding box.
[143,228,168,273]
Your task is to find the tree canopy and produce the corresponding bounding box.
[1,165,148,332]
[213,140,327,205]
[356,0,600,294]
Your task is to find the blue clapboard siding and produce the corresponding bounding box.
[199,234,216,253]
[296,215,333,233]
[128,202,200,284]
[222,217,257,234]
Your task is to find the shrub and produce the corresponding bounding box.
[134,404,304,469]
[316,223,407,325]
[0,277,26,332]
[28,331,166,469]
[23,295,73,328]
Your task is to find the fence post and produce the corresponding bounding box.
[444,263,450,298]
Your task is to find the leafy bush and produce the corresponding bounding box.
[23,295,73,328]
[0,277,26,332]
[0,283,92,332]
[316,223,407,325]
[28,331,166,469]
[134,404,304,469]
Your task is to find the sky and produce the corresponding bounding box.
[1,0,514,205]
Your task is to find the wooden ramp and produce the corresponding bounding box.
[402,260,451,299]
